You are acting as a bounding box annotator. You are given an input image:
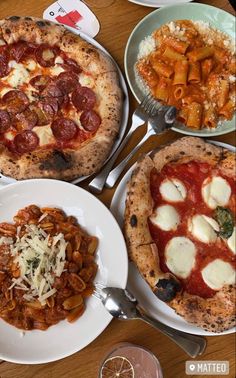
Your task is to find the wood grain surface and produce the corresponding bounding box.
[0,0,235,377]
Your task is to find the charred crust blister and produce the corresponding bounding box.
[130,214,137,227]
[154,278,182,302]
[39,150,73,171]
[36,21,46,28]
[8,16,20,21]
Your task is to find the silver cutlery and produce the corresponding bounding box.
[94,285,206,358]
[88,94,160,194]
[105,106,176,188]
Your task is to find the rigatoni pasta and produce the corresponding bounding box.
[136,19,235,129]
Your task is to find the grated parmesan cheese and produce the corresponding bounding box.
[6,224,67,304]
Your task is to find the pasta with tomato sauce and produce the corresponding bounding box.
[0,205,98,330]
[136,20,235,129]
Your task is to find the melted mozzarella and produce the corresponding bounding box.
[49,65,65,76]
[79,73,94,88]
[202,215,220,232]
[188,214,218,243]
[150,204,180,231]
[165,237,196,279]
[7,60,30,87]
[202,176,231,209]
[227,227,236,254]
[0,87,11,97]
[202,259,236,290]
[34,126,54,146]
[55,56,64,64]
[4,131,15,141]
[0,39,6,46]
[160,178,187,202]
[25,59,37,71]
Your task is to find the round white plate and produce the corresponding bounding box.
[110,141,236,336]
[0,179,128,364]
[0,28,129,187]
[125,3,235,136]
[128,0,192,8]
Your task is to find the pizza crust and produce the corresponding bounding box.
[124,136,236,332]
[0,17,123,180]
[170,285,235,333]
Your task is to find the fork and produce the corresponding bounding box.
[105,106,176,188]
[88,94,160,194]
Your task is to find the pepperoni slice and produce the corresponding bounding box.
[2,90,29,114]
[0,51,10,78]
[10,41,28,62]
[0,110,11,133]
[31,105,48,126]
[38,97,59,121]
[30,75,52,92]
[80,110,101,132]
[41,82,63,99]
[14,130,39,154]
[13,108,38,131]
[71,87,96,111]
[62,58,82,74]
[56,72,79,95]
[51,118,78,141]
[35,45,58,67]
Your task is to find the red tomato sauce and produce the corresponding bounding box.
[149,161,236,298]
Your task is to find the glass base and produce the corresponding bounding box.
[99,343,163,378]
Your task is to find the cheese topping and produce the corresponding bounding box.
[4,130,15,141]
[49,65,65,76]
[202,176,231,209]
[8,224,67,304]
[165,236,196,279]
[7,60,30,87]
[150,204,180,231]
[201,259,236,290]
[79,73,94,88]
[160,178,187,202]
[227,226,236,254]
[188,214,218,243]
[34,126,54,146]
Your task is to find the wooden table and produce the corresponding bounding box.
[0,0,235,377]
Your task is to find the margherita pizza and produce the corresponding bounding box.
[0,16,122,180]
[125,137,236,332]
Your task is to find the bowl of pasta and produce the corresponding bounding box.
[125,3,236,136]
[0,179,128,364]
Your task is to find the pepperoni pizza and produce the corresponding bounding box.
[0,17,122,180]
[125,137,236,332]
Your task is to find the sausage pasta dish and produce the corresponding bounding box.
[0,205,98,330]
[136,20,236,130]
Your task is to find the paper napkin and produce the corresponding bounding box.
[43,0,100,38]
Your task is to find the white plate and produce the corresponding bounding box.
[110,141,236,336]
[0,27,129,188]
[128,0,192,8]
[0,179,128,364]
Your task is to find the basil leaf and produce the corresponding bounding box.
[214,206,234,239]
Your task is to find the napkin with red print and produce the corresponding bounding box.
[43,0,100,37]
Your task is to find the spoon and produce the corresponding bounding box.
[94,286,206,358]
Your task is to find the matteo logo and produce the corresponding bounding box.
[185,361,229,375]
